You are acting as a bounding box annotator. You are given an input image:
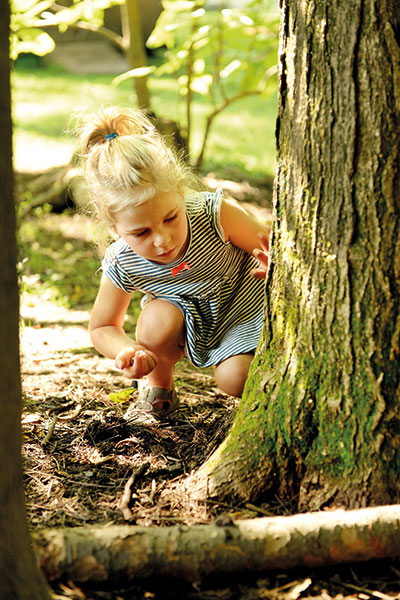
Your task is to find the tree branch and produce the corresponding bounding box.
[33,505,400,583]
[195,90,260,168]
[42,21,127,51]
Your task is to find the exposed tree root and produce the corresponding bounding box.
[33,505,400,583]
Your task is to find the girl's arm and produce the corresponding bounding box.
[89,274,158,379]
[220,197,270,278]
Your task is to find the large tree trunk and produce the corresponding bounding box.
[0,2,51,597]
[189,1,400,510]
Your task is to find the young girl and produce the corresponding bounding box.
[78,107,269,419]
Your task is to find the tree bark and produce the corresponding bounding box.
[33,506,400,582]
[0,2,51,597]
[123,0,151,110]
[189,1,400,510]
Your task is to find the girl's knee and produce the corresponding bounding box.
[214,353,253,398]
[137,299,185,350]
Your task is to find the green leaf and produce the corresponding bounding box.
[112,66,156,86]
[53,4,86,27]
[147,11,178,49]
[220,59,242,79]
[239,14,254,26]
[190,74,212,94]
[192,36,210,52]
[156,52,184,75]
[9,34,19,60]
[12,0,37,13]
[192,8,205,18]
[92,0,124,8]
[15,28,55,57]
[257,64,278,94]
[162,1,198,12]
[109,388,136,403]
[18,0,53,18]
[193,57,205,74]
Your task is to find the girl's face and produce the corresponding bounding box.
[113,190,189,264]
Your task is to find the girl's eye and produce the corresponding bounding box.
[165,214,177,223]
[133,229,149,237]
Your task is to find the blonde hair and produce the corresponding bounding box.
[76,107,194,225]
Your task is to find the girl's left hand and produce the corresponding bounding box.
[251,230,270,279]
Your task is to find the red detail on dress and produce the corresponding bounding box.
[171,261,191,277]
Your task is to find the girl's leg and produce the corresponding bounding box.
[136,299,185,389]
[214,353,254,398]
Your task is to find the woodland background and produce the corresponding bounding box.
[4,0,400,598]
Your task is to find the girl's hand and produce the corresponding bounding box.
[115,345,158,379]
[251,231,270,279]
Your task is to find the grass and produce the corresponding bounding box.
[19,212,101,310]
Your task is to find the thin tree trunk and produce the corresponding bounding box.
[33,506,400,582]
[123,0,151,110]
[188,1,400,510]
[0,2,51,597]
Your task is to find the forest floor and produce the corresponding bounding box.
[19,182,400,600]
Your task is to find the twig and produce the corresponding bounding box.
[204,498,242,511]
[245,503,273,517]
[119,462,150,520]
[149,479,157,505]
[58,404,83,422]
[41,415,59,446]
[41,404,83,446]
[343,583,399,600]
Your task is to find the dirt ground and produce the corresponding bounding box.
[20,283,400,600]
[19,198,400,599]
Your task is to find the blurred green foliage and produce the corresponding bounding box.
[11,0,279,171]
[13,57,277,179]
[10,0,124,59]
[115,0,280,166]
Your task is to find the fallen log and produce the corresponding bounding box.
[15,163,82,216]
[32,505,400,582]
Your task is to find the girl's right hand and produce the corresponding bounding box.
[251,231,270,279]
[115,345,158,379]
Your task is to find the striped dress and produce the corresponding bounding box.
[102,189,265,368]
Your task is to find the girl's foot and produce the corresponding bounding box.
[124,380,179,420]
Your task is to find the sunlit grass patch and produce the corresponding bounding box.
[19,211,101,309]
[18,211,141,333]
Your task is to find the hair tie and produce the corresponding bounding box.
[105,132,119,141]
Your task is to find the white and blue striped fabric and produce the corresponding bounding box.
[102,189,265,367]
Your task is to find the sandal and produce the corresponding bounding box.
[124,380,179,420]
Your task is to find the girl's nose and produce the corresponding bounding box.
[153,228,170,248]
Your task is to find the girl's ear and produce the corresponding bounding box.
[109,224,119,239]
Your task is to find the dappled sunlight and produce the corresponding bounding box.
[19,212,102,310]
[21,319,91,360]
[21,291,90,327]
[14,100,66,120]
[13,130,75,173]
[35,212,105,244]
[18,213,141,353]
